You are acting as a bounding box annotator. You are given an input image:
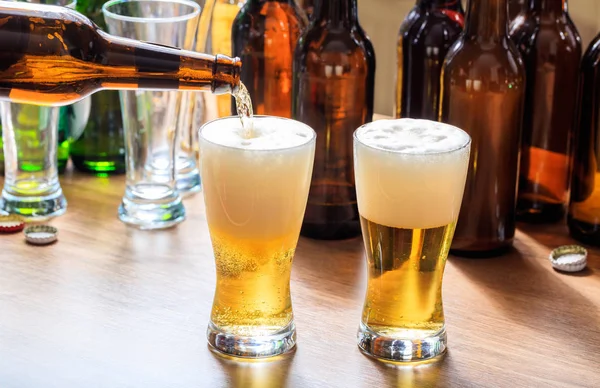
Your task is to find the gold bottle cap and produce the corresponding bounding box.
[24,225,58,246]
[549,245,587,273]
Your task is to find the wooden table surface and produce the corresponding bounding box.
[1,162,600,387]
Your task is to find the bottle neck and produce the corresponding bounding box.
[417,0,463,10]
[313,0,358,25]
[527,0,566,13]
[464,0,508,39]
[99,31,241,95]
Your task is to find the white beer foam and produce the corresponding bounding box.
[200,116,316,241]
[355,119,470,230]
[201,116,314,151]
[355,119,470,154]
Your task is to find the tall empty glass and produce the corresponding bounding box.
[102,0,203,228]
[0,0,74,219]
[354,119,470,362]
[200,116,315,358]
[1,104,67,219]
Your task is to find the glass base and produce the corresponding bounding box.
[71,155,126,175]
[118,185,185,230]
[176,167,201,197]
[357,322,447,362]
[207,320,296,359]
[0,188,67,220]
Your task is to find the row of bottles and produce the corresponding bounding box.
[229,0,374,240]
[3,0,599,252]
[396,0,600,251]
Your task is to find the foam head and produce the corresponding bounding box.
[199,116,316,240]
[200,116,314,151]
[354,119,471,229]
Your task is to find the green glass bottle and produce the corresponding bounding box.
[69,0,125,174]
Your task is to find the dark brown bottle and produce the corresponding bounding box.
[232,0,307,118]
[395,0,464,120]
[293,0,375,240]
[568,32,600,245]
[510,0,581,223]
[509,0,526,20]
[0,1,242,106]
[439,0,526,256]
[301,0,314,19]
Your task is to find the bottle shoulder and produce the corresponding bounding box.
[296,25,374,67]
[510,13,582,54]
[582,33,600,70]
[444,38,525,80]
[233,1,306,29]
[400,11,463,42]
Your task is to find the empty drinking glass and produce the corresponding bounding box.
[102,0,204,228]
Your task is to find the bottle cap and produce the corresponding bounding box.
[0,215,26,234]
[24,225,58,246]
[549,245,587,273]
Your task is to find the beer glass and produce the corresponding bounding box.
[103,0,202,228]
[199,116,316,358]
[354,119,471,362]
[0,0,75,220]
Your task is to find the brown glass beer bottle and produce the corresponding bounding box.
[439,0,526,256]
[510,0,581,223]
[568,32,600,245]
[293,0,375,240]
[232,0,307,118]
[396,0,464,120]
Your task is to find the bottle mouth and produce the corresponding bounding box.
[212,54,242,95]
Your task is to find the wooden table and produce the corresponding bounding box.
[1,168,599,388]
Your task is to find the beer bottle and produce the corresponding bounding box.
[293,0,375,240]
[439,0,526,256]
[568,32,600,245]
[510,0,581,223]
[396,0,464,120]
[232,0,307,118]
[199,0,247,118]
[301,0,314,19]
[509,0,526,20]
[0,2,242,105]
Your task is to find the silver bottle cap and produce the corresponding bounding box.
[549,245,587,273]
[24,225,58,246]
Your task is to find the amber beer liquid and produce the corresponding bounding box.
[0,1,241,106]
[355,119,470,362]
[200,116,315,358]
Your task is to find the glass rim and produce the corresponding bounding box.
[102,0,201,24]
[353,118,472,156]
[199,115,317,153]
[19,0,77,8]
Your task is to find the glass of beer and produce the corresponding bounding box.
[354,119,471,362]
[199,116,316,358]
